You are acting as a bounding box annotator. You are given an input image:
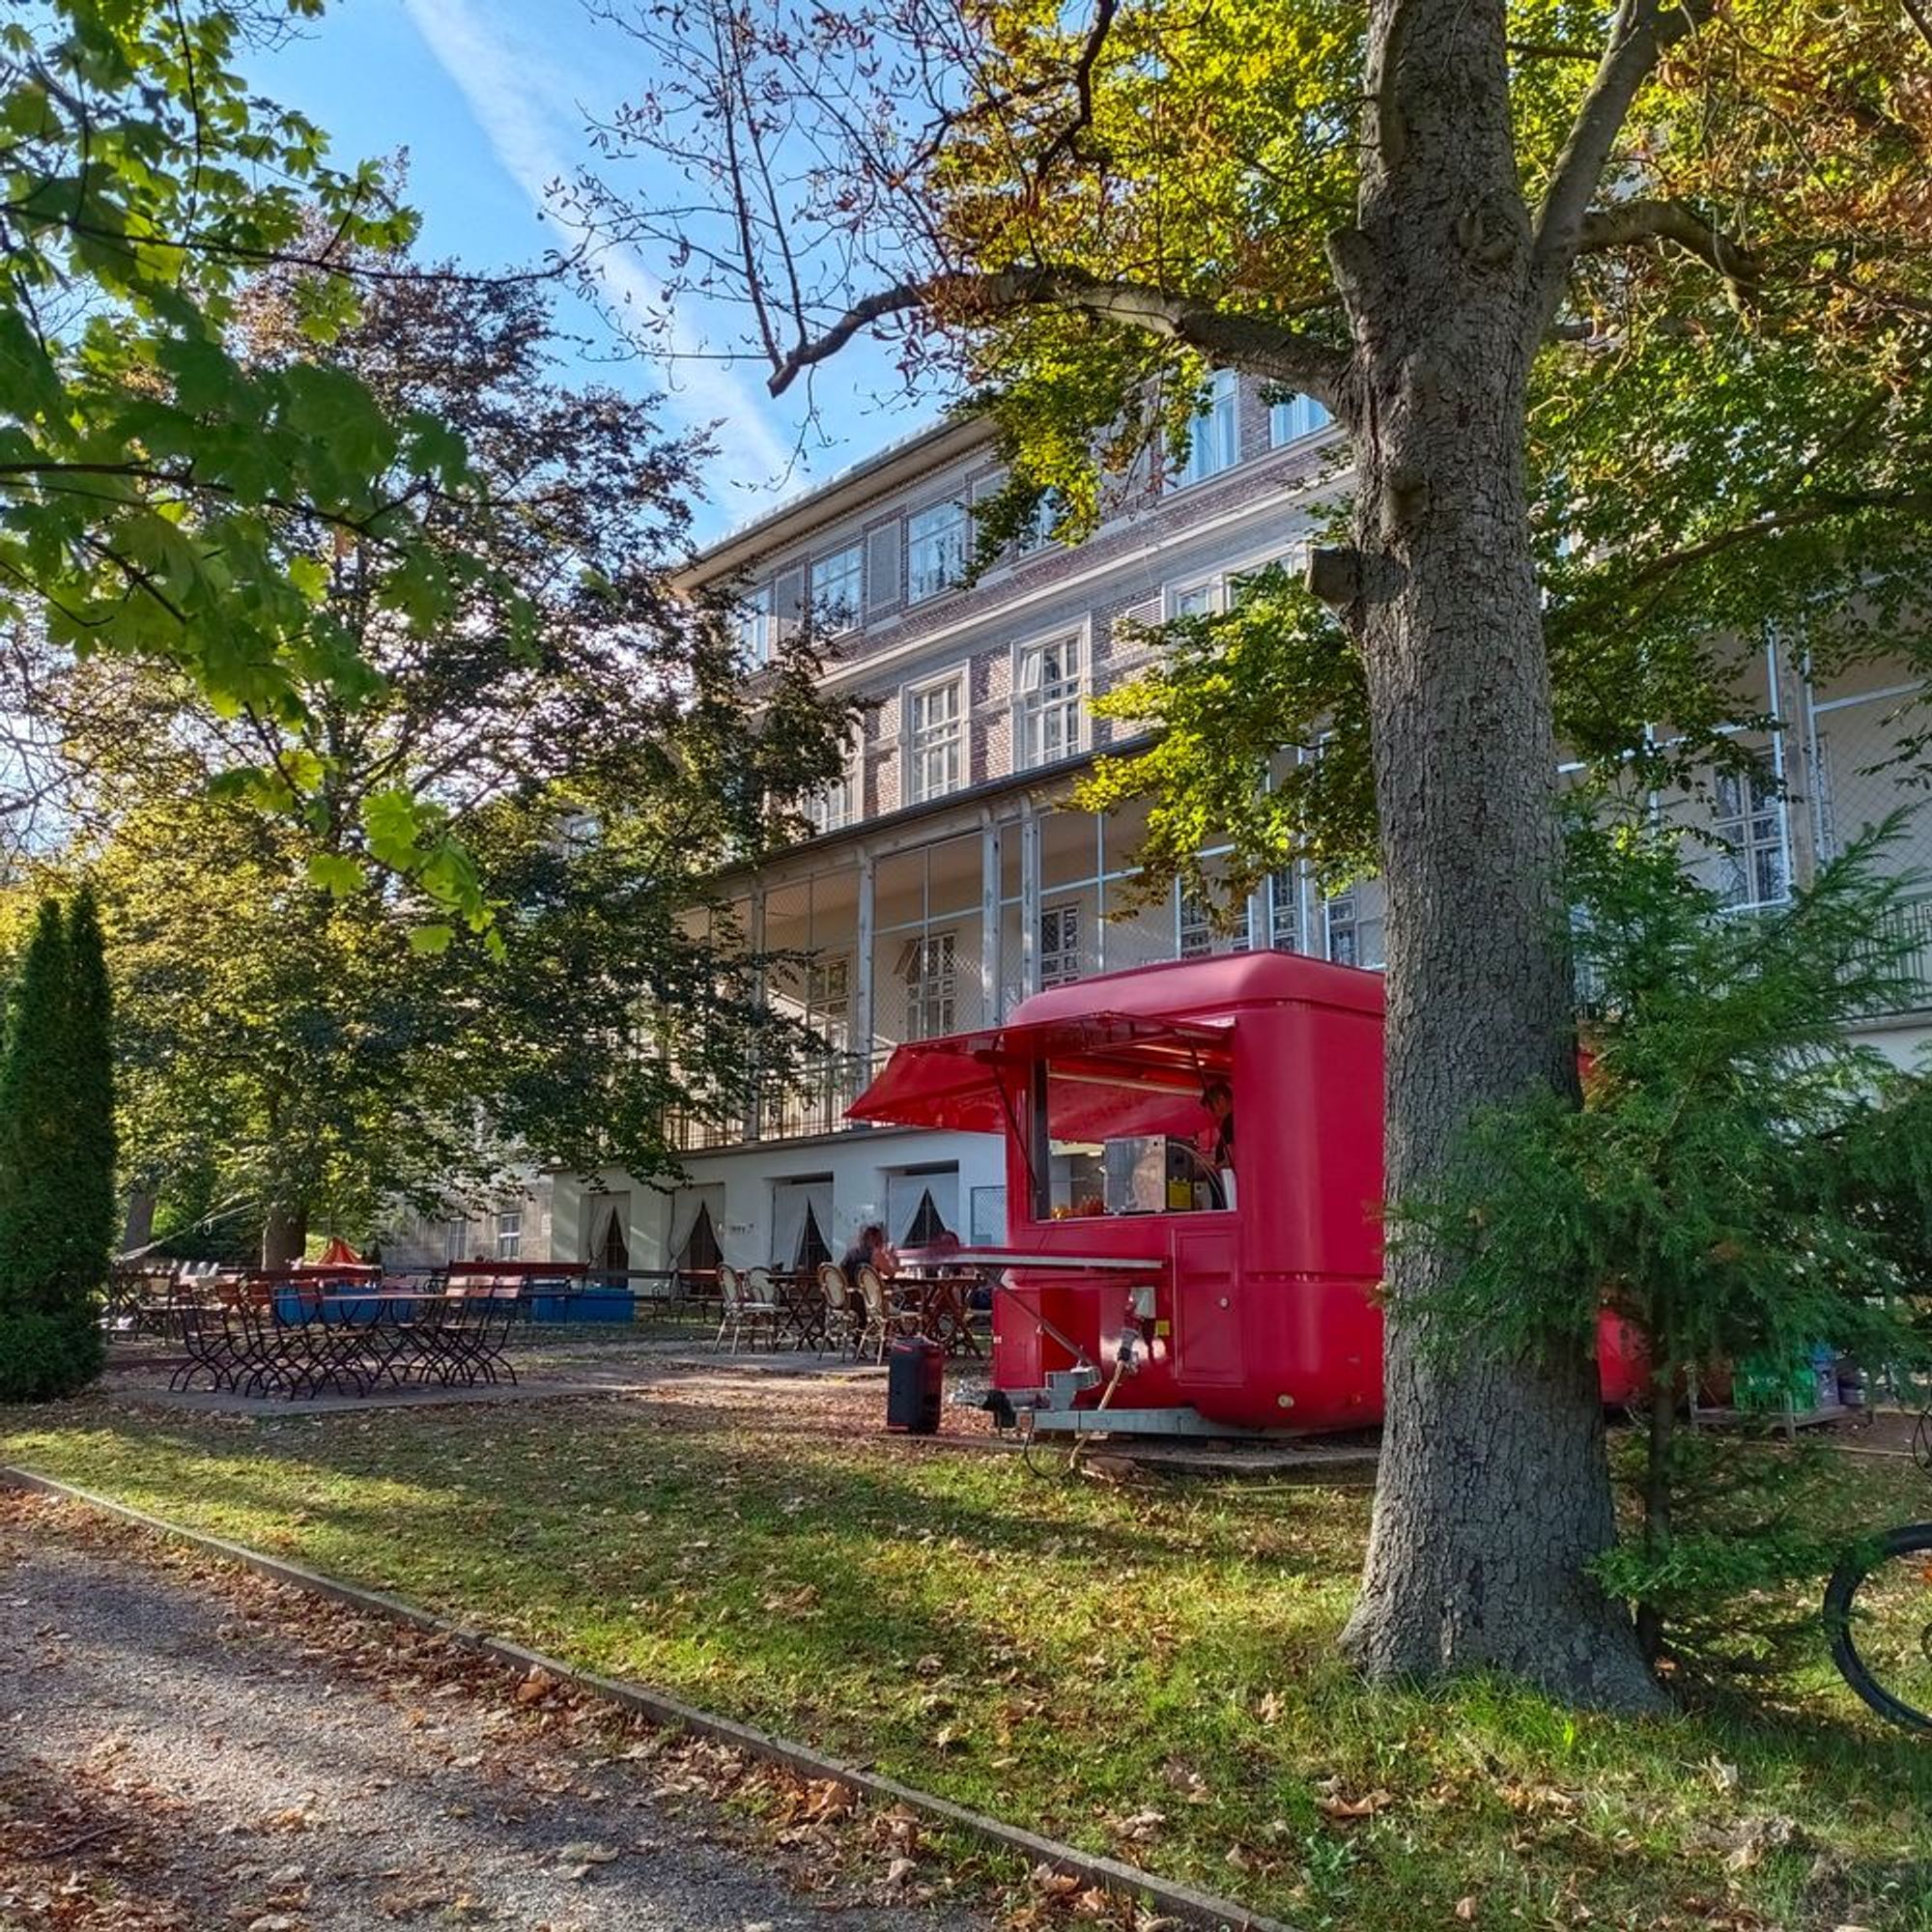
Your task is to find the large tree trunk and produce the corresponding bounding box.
[1327,0,1662,1708]
[261,1203,308,1269]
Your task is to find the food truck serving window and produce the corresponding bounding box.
[1032,1053,1235,1221]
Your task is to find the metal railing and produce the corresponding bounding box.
[664,1049,892,1153]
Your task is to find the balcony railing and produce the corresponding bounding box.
[664,1049,892,1154]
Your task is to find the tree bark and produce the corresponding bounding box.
[120,1191,156,1256]
[261,1204,308,1269]
[1325,0,1662,1708]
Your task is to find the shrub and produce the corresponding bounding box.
[0,1305,104,1403]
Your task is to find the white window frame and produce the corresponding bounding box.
[1711,766,1791,910]
[1039,901,1083,987]
[904,931,958,1039]
[810,544,864,633]
[804,735,859,834]
[443,1218,468,1264]
[1178,889,1213,958]
[1179,368,1239,486]
[1269,392,1332,445]
[495,1211,523,1262]
[805,953,852,1052]
[1167,578,1222,620]
[1012,489,1062,557]
[732,582,773,666]
[906,499,968,603]
[904,672,966,804]
[1014,629,1086,770]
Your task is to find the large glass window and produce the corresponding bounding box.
[1016,635,1083,768]
[496,1211,523,1261]
[811,545,863,630]
[732,582,773,665]
[1270,392,1332,445]
[907,500,967,602]
[1180,369,1238,485]
[906,676,964,801]
[1712,767,1790,909]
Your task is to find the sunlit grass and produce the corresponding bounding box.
[6,1394,1930,1931]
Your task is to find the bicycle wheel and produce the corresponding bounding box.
[1913,1406,1932,1478]
[1825,1523,1932,1733]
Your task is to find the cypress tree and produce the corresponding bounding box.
[0,900,74,1305]
[66,887,118,1299]
[0,894,108,1399]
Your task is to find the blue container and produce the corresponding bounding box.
[529,1293,571,1323]
[571,1290,635,1323]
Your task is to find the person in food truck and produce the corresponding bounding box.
[1202,1080,1236,1170]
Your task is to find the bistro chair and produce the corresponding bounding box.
[744,1266,788,1350]
[854,1263,918,1364]
[715,1263,781,1353]
[815,1261,862,1357]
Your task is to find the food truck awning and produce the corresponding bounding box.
[847,1012,1234,1135]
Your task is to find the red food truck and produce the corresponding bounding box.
[848,950,1642,1437]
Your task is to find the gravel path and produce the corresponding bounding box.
[0,1496,988,1931]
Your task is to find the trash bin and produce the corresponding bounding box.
[887,1336,945,1435]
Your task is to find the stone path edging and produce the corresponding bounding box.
[2,1464,1295,1932]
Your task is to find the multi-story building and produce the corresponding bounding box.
[420,375,1932,1275]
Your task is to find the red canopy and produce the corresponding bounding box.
[315,1236,363,1265]
[847,1012,1234,1137]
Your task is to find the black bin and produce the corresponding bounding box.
[887,1336,945,1435]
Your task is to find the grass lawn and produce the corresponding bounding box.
[5,1384,1929,1932]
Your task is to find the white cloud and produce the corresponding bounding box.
[400,0,790,486]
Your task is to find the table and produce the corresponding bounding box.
[892,1270,987,1357]
[166,1283,525,1400]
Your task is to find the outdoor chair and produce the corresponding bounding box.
[715,1263,781,1352]
[815,1262,862,1357]
[855,1263,919,1364]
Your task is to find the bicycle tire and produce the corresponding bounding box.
[1913,1406,1932,1478]
[1825,1522,1932,1733]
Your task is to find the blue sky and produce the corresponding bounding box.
[246,0,934,544]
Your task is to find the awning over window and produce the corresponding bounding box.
[847,1012,1234,1136]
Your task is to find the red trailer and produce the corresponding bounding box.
[849,951,1640,1437]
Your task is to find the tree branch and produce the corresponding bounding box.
[1577,198,1761,297]
[1526,0,1718,332]
[770,267,1349,408]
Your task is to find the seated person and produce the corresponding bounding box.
[838,1222,897,1281]
[1203,1080,1236,1170]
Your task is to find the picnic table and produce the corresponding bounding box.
[164,1274,525,1400]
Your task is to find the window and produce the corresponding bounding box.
[811,544,863,631]
[1180,368,1238,485]
[1017,634,1084,768]
[805,955,851,1052]
[904,931,957,1039]
[1013,489,1063,556]
[1178,890,1213,957]
[906,676,965,802]
[805,737,857,834]
[1712,767,1790,909]
[907,499,968,602]
[732,582,772,665]
[1270,392,1332,445]
[443,1218,468,1264]
[1040,902,1083,987]
[1267,867,1302,951]
[1171,581,1218,619]
[495,1211,523,1261]
[1321,885,1383,968]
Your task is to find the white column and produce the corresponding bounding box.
[1019,803,1042,997]
[980,812,1003,1021]
[854,852,876,1072]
